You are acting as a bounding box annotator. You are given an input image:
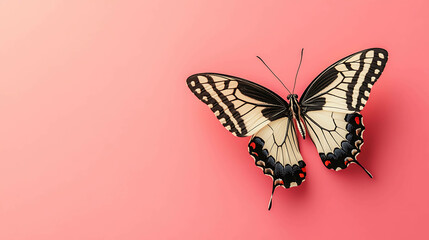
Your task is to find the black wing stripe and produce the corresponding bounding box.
[208,76,245,133]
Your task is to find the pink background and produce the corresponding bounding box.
[0,0,428,239]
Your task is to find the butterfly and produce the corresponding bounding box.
[186,48,388,210]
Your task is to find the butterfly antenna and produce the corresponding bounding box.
[353,160,373,178]
[268,182,277,210]
[257,56,292,94]
[292,48,304,94]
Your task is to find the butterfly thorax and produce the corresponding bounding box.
[287,94,307,139]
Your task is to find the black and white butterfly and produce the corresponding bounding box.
[187,48,388,210]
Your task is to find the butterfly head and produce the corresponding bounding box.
[287,94,299,111]
[286,94,298,100]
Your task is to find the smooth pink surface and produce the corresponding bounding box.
[0,0,428,239]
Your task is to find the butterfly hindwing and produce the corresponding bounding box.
[248,117,306,188]
[300,48,388,113]
[187,73,288,137]
[304,111,365,171]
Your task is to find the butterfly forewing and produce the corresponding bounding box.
[300,48,388,113]
[187,73,289,137]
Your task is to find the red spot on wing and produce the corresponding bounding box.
[325,160,331,166]
[355,116,360,125]
[299,173,304,178]
[253,152,259,156]
[301,167,306,173]
[250,142,256,150]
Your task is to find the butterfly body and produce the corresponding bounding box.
[187,48,388,209]
[288,94,306,139]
